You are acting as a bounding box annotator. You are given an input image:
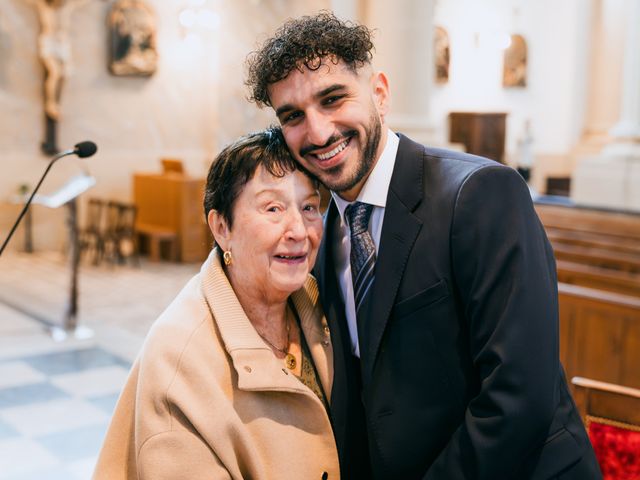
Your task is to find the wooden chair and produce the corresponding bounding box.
[572,377,640,479]
[78,198,105,265]
[103,201,139,265]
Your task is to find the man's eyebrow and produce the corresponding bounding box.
[275,104,294,118]
[316,84,347,98]
[275,84,348,118]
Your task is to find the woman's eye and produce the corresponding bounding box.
[267,206,281,213]
[303,204,319,214]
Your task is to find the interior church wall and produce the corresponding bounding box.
[0,0,328,252]
[428,0,595,191]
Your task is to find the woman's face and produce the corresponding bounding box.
[213,166,323,302]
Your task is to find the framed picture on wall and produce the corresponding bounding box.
[108,0,158,76]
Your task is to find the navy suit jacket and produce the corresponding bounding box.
[315,134,601,479]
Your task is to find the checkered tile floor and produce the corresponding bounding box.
[0,344,129,479]
[0,251,200,479]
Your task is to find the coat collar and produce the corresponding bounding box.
[200,249,333,400]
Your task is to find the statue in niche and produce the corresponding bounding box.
[31,0,90,154]
[434,26,450,84]
[516,119,534,182]
[503,34,527,88]
[108,0,157,77]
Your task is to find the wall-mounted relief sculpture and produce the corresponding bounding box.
[503,34,527,88]
[108,0,157,76]
[434,26,450,84]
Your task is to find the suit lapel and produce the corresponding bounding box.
[362,134,424,381]
[315,201,351,453]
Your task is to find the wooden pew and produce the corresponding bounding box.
[572,376,640,427]
[559,283,640,390]
[557,260,640,297]
[571,377,640,479]
[546,227,640,256]
[535,203,640,242]
[550,243,640,274]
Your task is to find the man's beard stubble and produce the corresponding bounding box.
[319,112,382,194]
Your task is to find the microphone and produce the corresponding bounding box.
[0,141,98,256]
[75,141,97,158]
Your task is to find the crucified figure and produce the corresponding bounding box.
[31,0,89,121]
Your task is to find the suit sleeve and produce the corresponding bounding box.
[424,165,560,479]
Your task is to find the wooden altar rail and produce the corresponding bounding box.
[559,283,640,391]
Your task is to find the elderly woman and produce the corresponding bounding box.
[93,127,339,479]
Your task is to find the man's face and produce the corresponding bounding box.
[268,60,389,201]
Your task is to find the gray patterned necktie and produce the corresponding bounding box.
[345,202,376,318]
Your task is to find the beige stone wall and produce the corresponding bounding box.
[0,0,327,251]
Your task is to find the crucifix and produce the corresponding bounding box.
[31,0,89,155]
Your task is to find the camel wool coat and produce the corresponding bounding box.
[93,249,339,480]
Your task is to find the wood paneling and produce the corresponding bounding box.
[449,112,507,163]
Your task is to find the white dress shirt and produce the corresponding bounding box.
[331,129,399,357]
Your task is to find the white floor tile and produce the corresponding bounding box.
[0,333,95,361]
[0,438,61,478]
[50,366,130,398]
[68,456,98,480]
[0,362,46,389]
[0,398,109,437]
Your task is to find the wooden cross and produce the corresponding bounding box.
[29,0,90,154]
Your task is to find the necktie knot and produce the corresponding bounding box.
[346,202,374,236]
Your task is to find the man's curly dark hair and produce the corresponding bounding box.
[246,11,375,108]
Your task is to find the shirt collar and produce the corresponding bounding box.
[332,129,399,223]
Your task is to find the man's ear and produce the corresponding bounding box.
[371,71,390,121]
[208,210,231,251]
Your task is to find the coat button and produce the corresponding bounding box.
[321,472,328,479]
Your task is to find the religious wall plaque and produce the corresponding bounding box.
[434,26,450,84]
[108,0,157,76]
[503,34,527,88]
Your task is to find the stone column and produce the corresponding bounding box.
[572,0,640,211]
[607,0,640,147]
[364,0,437,144]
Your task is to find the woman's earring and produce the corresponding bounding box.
[223,250,232,266]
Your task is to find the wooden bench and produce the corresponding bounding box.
[546,227,640,257]
[571,377,640,479]
[535,203,640,241]
[557,260,640,297]
[136,223,178,262]
[559,283,640,390]
[572,376,640,427]
[551,242,640,274]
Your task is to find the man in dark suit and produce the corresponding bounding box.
[246,12,601,480]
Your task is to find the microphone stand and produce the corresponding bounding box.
[0,148,76,257]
